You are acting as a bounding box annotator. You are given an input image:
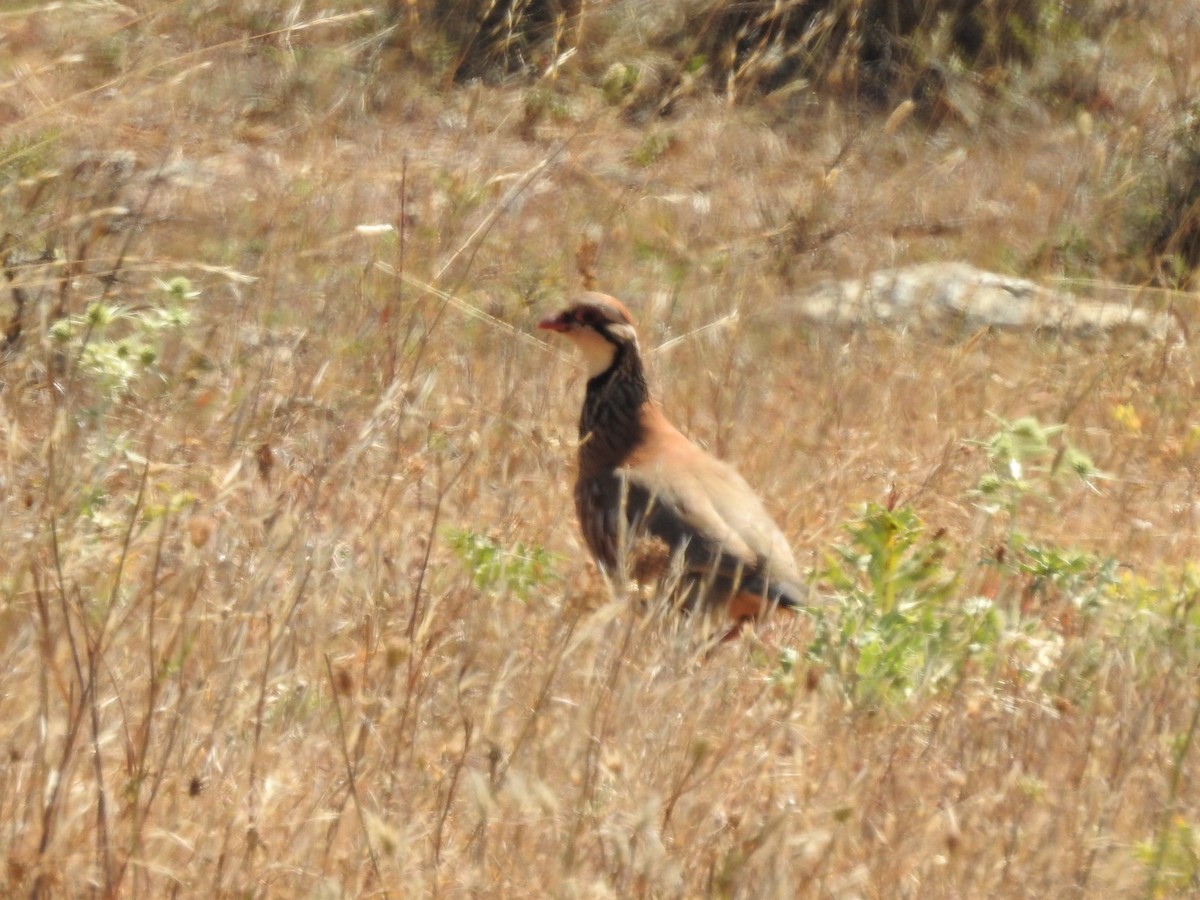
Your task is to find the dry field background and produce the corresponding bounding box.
[3,1,1200,896]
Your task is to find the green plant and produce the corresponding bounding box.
[51,276,197,399]
[1139,815,1200,896]
[630,130,672,168]
[973,415,1105,522]
[447,528,557,599]
[808,502,999,704]
[1008,538,1118,614]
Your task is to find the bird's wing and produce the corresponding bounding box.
[622,416,804,603]
[621,455,758,565]
[680,445,802,581]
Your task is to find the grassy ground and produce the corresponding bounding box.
[3,2,1200,896]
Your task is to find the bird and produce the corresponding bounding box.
[538,292,807,638]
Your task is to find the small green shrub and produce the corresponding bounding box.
[972,415,1106,522]
[51,276,197,399]
[809,415,1117,707]
[447,528,557,599]
[1139,815,1200,896]
[808,501,998,705]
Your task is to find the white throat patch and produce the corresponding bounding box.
[572,327,621,377]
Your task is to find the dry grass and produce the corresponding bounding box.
[2,2,1200,896]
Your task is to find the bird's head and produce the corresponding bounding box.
[538,293,640,378]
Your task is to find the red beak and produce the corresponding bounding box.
[538,314,570,333]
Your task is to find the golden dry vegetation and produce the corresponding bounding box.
[3,1,1200,896]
